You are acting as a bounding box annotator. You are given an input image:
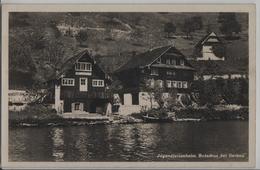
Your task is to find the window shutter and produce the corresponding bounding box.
[157,80,163,88]
[71,103,75,111]
[173,81,178,88]
[166,80,171,88]
[80,103,84,111]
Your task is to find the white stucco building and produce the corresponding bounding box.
[194,32,225,61]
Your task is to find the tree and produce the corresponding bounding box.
[24,27,47,50]
[181,18,196,39]
[203,80,220,106]
[165,88,178,111]
[192,79,221,106]
[130,27,144,43]
[206,22,212,34]
[75,29,88,46]
[218,13,241,38]
[222,79,236,104]
[212,44,226,58]
[181,16,203,39]
[164,22,176,38]
[9,35,36,72]
[49,20,62,38]
[140,78,165,109]
[9,34,37,89]
[191,16,203,30]
[238,78,248,106]
[43,40,66,75]
[104,25,114,41]
[153,84,165,109]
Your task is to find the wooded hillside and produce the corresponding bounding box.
[9,12,248,89]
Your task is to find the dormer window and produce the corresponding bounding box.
[75,62,92,71]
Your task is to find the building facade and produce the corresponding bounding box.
[51,49,112,114]
[194,32,225,61]
[114,45,195,114]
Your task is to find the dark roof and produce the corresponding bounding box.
[53,49,106,80]
[55,49,89,79]
[115,45,192,72]
[195,32,222,48]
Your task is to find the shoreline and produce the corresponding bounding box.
[9,115,248,128]
[9,104,249,128]
[10,119,248,128]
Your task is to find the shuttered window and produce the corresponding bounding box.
[92,79,104,87]
[61,78,75,86]
[75,62,92,71]
[166,80,188,89]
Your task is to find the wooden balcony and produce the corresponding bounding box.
[61,89,113,100]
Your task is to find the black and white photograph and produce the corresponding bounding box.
[1,4,256,169]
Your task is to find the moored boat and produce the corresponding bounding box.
[142,114,173,123]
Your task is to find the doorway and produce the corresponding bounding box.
[79,78,88,91]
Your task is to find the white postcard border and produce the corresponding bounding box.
[1,4,256,169]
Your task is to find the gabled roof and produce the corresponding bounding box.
[115,45,193,72]
[115,46,172,72]
[195,32,222,48]
[55,49,105,79]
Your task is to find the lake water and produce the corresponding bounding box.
[9,121,248,162]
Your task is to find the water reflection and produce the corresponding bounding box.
[9,121,248,162]
[50,127,64,161]
[74,128,90,160]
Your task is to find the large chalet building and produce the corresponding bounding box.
[49,49,112,114]
[114,45,195,114]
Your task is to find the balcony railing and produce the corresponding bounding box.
[61,90,113,99]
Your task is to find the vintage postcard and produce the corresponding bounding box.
[1,4,256,169]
